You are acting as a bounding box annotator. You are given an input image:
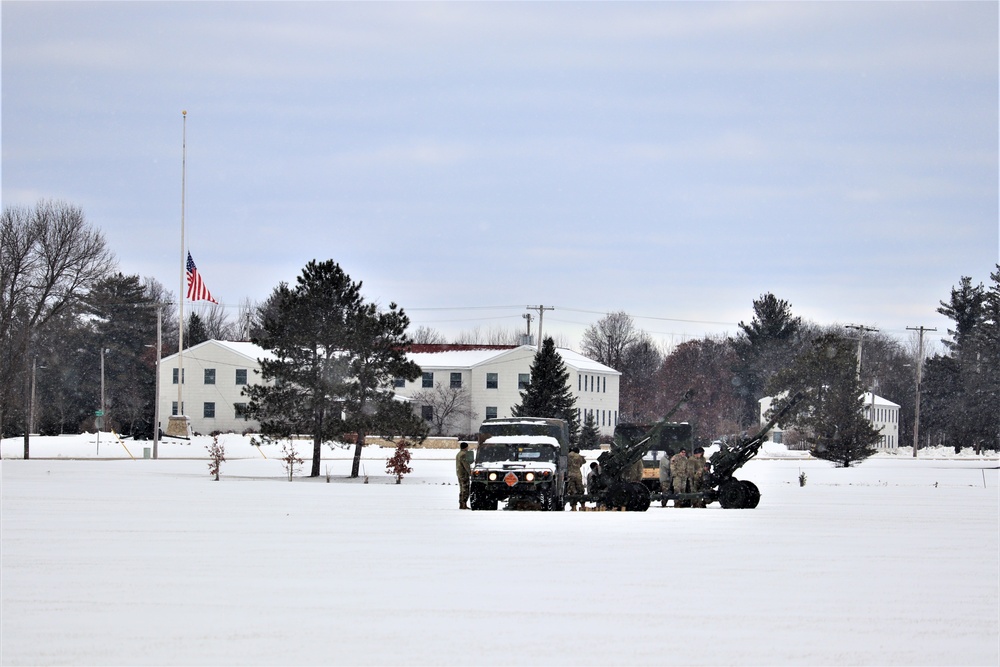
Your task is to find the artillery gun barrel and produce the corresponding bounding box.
[601,388,694,479]
[708,391,804,485]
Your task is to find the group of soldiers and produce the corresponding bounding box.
[660,446,709,507]
[456,440,712,511]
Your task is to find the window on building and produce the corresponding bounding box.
[204,402,215,418]
[235,369,248,385]
[234,403,248,419]
[422,372,434,388]
[486,373,498,389]
[486,406,498,420]
[204,368,216,385]
[393,377,405,388]
[578,374,582,391]
[171,401,185,416]
[602,376,606,393]
[172,368,185,384]
[450,372,462,389]
[421,405,433,421]
[518,373,530,390]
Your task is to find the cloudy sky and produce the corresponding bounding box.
[3,2,997,350]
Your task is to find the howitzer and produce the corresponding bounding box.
[701,391,805,509]
[585,389,695,511]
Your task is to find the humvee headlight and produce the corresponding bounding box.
[488,472,498,481]
[525,472,535,482]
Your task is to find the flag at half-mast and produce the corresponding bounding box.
[186,252,218,303]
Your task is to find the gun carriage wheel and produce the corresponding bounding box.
[740,480,761,508]
[718,479,748,509]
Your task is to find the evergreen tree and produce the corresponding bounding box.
[921,268,999,453]
[186,313,208,348]
[511,337,579,443]
[731,293,803,426]
[578,411,600,449]
[769,332,881,467]
[83,273,161,437]
[245,260,424,477]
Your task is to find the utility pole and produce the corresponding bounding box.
[907,325,936,458]
[526,305,554,351]
[844,324,879,379]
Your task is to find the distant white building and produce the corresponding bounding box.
[398,344,621,436]
[159,341,620,438]
[758,392,901,451]
[158,340,274,435]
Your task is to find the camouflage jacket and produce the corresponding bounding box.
[456,449,474,479]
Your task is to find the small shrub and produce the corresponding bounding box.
[385,440,413,484]
[207,436,226,481]
[798,470,807,487]
[280,442,304,481]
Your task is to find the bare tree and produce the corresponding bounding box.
[411,383,474,435]
[0,201,115,443]
[232,297,255,342]
[581,311,639,370]
[411,325,446,344]
[197,302,236,340]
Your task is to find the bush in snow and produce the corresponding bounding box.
[207,436,226,481]
[280,442,304,482]
[385,440,413,484]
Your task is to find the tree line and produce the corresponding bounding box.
[4,200,996,465]
[573,274,999,458]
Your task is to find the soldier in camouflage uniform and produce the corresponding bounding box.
[688,447,709,508]
[456,442,475,509]
[566,447,586,511]
[669,447,690,507]
[658,453,671,507]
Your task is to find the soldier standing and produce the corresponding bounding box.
[669,447,689,507]
[586,462,601,495]
[566,447,586,511]
[658,452,671,507]
[456,442,475,509]
[688,447,708,507]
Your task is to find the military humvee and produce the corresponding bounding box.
[469,417,569,511]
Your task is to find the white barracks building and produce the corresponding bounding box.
[159,341,620,437]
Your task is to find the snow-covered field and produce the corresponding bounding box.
[3,434,998,666]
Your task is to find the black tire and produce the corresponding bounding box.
[627,482,651,512]
[719,479,748,509]
[470,486,496,511]
[470,486,486,511]
[741,480,761,509]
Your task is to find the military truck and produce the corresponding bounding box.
[469,417,570,511]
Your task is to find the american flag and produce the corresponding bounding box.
[186,252,218,303]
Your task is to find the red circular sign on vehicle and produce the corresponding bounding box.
[504,472,519,487]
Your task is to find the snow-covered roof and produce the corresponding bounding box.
[481,435,561,446]
[408,344,619,375]
[160,339,275,363]
[760,392,900,409]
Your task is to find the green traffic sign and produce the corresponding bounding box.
[95,410,104,416]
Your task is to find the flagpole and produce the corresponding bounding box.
[178,110,186,422]
[165,110,190,439]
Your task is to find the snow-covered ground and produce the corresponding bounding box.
[2,434,998,666]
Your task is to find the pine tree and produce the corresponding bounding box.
[731,293,803,427]
[511,337,579,443]
[769,333,881,467]
[578,411,600,449]
[922,268,999,453]
[245,259,425,477]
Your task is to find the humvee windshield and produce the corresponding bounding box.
[477,443,557,464]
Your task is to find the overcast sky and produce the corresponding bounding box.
[3,1,997,351]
